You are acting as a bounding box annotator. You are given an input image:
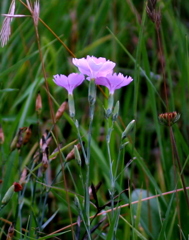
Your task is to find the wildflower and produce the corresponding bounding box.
[72,55,116,79]
[53,73,85,117]
[53,73,84,95]
[158,111,180,126]
[95,73,133,94]
[96,73,133,117]
[0,0,15,47]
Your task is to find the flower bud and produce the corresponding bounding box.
[122,120,135,139]
[55,99,68,122]
[158,111,180,126]
[1,185,14,205]
[0,124,5,144]
[36,91,42,114]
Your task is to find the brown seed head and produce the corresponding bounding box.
[23,124,33,145]
[158,111,180,126]
[146,0,161,28]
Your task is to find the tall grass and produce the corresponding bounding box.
[0,0,189,239]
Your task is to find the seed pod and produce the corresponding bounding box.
[6,223,14,240]
[1,185,14,205]
[0,124,5,144]
[23,124,33,145]
[55,99,68,122]
[41,147,49,172]
[36,91,42,114]
[16,127,27,149]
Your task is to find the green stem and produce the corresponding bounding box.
[106,119,115,216]
[169,127,189,209]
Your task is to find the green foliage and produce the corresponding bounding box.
[0,0,189,239]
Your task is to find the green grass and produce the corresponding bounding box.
[0,0,189,239]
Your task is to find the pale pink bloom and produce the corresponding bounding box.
[72,55,116,79]
[53,73,85,94]
[0,0,15,47]
[95,73,133,94]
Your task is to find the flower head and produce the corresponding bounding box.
[95,73,133,94]
[53,73,85,94]
[72,55,116,79]
[158,111,180,126]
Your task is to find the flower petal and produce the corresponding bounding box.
[72,55,116,79]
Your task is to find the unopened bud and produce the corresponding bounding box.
[55,99,68,122]
[122,120,135,139]
[0,124,5,144]
[158,111,180,126]
[1,185,14,205]
[36,91,42,114]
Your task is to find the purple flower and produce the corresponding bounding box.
[72,55,116,79]
[95,73,133,94]
[53,73,85,94]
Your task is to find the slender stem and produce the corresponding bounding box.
[169,127,189,209]
[106,119,115,216]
